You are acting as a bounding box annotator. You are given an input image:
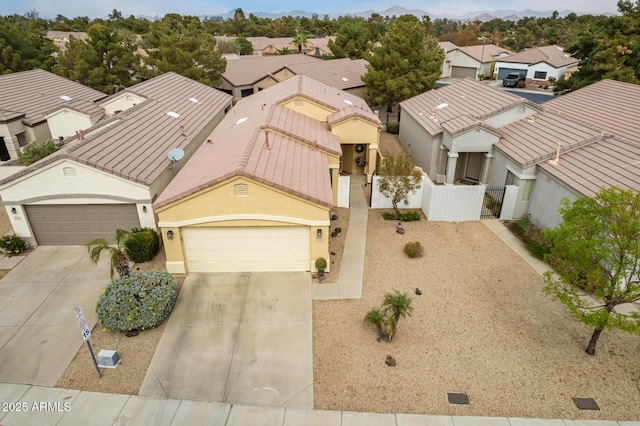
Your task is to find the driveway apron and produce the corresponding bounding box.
[139,272,313,408]
[0,246,109,386]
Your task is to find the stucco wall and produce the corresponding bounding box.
[398,111,440,180]
[527,62,566,81]
[46,110,95,139]
[371,175,423,209]
[25,123,52,145]
[483,105,537,129]
[528,169,580,230]
[421,174,485,221]
[281,97,331,122]
[331,118,378,144]
[100,93,146,115]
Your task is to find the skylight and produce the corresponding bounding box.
[60,95,73,101]
[437,103,449,109]
[235,117,248,125]
[166,111,180,118]
[188,97,202,104]
[341,77,349,82]
[344,99,353,105]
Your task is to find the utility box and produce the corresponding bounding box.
[97,350,120,368]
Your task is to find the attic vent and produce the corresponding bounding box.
[63,167,77,177]
[125,95,133,101]
[517,106,525,114]
[166,111,180,118]
[60,95,73,101]
[188,97,202,104]
[234,183,249,197]
[295,100,303,107]
[344,99,353,105]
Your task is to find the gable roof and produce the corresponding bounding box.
[498,45,579,68]
[450,44,512,63]
[221,54,321,86]
[154,75,379,209]
[400,78,538,136]
[0,72,232,187]
[284,58,368,90]
[0,69,106,125]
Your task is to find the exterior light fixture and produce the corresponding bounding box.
[11,208,17,214]
[317,229,322,239]
[142,206,147,213]
[166,230,174,240]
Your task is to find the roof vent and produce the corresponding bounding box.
[188,97,202,104]
[166,111,180,118]
[437,103,448,109]
[235,117,248,125]
[344,99,353,105]
[60,95,73,101]
[341,77,349,81]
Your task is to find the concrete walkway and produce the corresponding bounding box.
[3,383,639,426]
[481,219,640,315]
[313,175,369,300]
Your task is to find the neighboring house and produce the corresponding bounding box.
[494,45,579,82]
[399,78,640,229]
[254,58,369,99]
[0,72,232,246]
[153,75,381,274]
[246,36,334,56]
[0,69,107,162]
[46,31,88,55]
[219,54,321,98]
[440,42,512,79]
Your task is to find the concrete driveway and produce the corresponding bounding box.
[0,246,109,386]
[139,273,313,409]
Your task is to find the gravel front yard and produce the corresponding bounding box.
[313,212,640,420]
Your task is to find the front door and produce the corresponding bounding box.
[464,152,484,182]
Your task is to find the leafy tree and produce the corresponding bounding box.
[365,290,414,342]
[18,139,60,165]
[543,186,640,355]
[236,35,253,55]
[377,154,423,213]
[555,1,640,93]
[328,21,370,59]
[362,15,444,112]
[0,15,55,73]
[87,228,131,279]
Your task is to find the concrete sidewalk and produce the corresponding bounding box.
[313,175,368,300]
[3,383,639,426]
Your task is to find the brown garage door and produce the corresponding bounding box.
[25,204,140,245]
[451,66,477,79]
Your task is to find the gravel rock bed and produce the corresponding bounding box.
[313,211,640,420]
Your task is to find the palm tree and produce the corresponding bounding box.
[364,308,388,341]
[87,228,131,278]
[382,290,414,341]
[292,30,308,53]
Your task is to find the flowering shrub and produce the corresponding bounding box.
[96,271,177,332]
[0,235,28,255]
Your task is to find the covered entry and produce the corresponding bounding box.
[182,226,311,272]
[25,204,140,245]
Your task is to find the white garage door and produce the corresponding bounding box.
[183,227,310,272]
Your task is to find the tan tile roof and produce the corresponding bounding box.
[495,111,608,166]
[154,75,376,209]
[285,58,367,90]
[499,45,579,68]
[400,78,538,136]
[440,114,500,137]
[452,44,512,63]
[0,69,106,125]
[543,79,640,146]
[539,137,640,196]
[221,54,321,86]
[46,31,88,41]
[0,72,232,187]
[438,41,458,53]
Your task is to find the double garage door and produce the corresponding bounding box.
[25,204,140,245]
[451,66,477,79]
[183,227,310,272]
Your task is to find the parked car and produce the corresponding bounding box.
[503,73,526,88]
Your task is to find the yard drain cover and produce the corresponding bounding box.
[447,392,469,405]
[572,397,600,410]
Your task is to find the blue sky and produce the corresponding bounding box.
[3,0,620,19]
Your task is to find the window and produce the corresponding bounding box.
[505,171,520,186]
[234,183,248,197]
[16,133,27,148]
[534,71,547,80]
[522,180,535,201]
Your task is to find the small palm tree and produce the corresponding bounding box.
[292,30,308,53]
[87,228,131,278]
[364,308,388,341]
[18,139,61,166]
[382,290,414,341]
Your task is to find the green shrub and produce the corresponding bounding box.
[124,227,160,263]
[315,257,327,270]
[96,271,177,332]
[382,210,421,221]
[385,123,399,134]
[404,241,424,258]
[18,139,60,166]
[507,219,552,260]
[0,234,28,255]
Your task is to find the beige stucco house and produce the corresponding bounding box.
[494,45,579,83]
[153,75,381,274]
[0,69,107,162]
[0,72,232,246]
[439,42,512,79]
